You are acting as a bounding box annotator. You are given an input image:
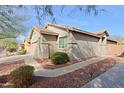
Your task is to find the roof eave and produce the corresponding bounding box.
[46,23,100,38]
[107,39,117,43]
[40,32,59,36]
[69,29,100,39]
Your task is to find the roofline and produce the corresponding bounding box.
[46,23,67,30]
[107,39,117,43]
[103,30,109,36]
[46,23,100,39]
[29,29,34,40]
[94,29,109,36]
[69,29,100,38]
[30,23,117,43]
[29,26,59,40]
[40,30,59,36]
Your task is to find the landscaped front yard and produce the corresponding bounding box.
[0,57,117,88]
[30,58,117,88]
[0,60,25,76]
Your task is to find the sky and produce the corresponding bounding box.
[17,5,124,42]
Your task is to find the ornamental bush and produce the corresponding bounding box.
[8,65,34,87]
[16,49,26,55]
[50,52,69,65]
[6,47,17,52]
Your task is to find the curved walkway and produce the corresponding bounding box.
[34,57,106,77]
[82,58,124,88]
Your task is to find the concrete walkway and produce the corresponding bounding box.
[34,57,106,77]
[0,54,41,69]
[82,58,124,88]
[0,54,34,63]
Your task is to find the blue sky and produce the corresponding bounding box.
[18,5,124,42]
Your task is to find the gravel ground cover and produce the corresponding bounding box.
[30,58,117,88]
[0,58,117,88]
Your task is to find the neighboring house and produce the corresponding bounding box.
[27,23,117,61]
[24,38,31,53]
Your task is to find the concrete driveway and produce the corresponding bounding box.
[82,58,124,88]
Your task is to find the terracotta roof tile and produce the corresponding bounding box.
[46,23,100,38]
[30,23,117,43]
[32,26,59,36]
[94,29,109,36]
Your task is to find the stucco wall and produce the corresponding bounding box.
[67,32,99,61]
[30,26,118,61]
[107,44,124,56]
[47,26,69,51]
[30,30,43,59]
[42,34,57,55]
[47,26,68,37]
[30,29,59,59]
[30,30,41,43]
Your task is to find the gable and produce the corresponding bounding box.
[30,29,41,43]
[46,25,68,37]
[94,30,109,37]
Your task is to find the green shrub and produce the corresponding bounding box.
[6,47,17,52]
[16,49,26,55]
[8,65,34,87]
[50,52,69,65]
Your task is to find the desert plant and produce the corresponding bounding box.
[6,47,17,52]
[16,49,26,55]
[50,52,69,65]
[8,65,34,87]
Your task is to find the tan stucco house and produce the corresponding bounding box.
[27,23,117,61]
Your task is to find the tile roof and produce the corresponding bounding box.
[46,23,117,43]
[30,23,117,43]
[93,29,109,36]
[107,39,117,43]
[32,26,59,36]
[46,23,100,38]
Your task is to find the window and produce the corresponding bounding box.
[59,36,67,48]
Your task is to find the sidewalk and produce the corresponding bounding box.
[34,57,106,77]
[82,58,124,88]
[0,54,33,64]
